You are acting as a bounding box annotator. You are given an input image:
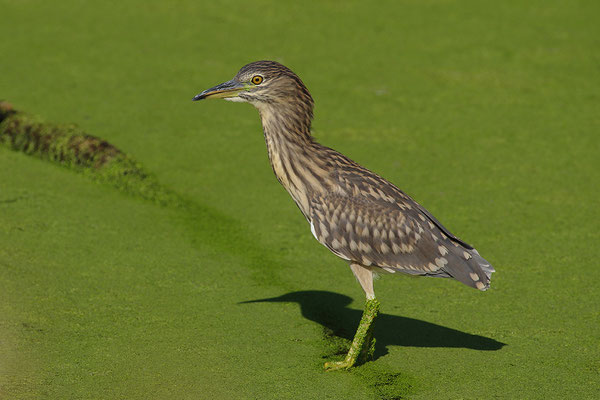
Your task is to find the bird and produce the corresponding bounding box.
[193,60,494,370]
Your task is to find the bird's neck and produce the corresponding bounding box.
[258,104,329,217]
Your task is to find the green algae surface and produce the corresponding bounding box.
[1,0,599,399]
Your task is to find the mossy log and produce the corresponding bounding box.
[0,101,179,206]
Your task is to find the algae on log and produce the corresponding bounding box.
[0,101,179,206]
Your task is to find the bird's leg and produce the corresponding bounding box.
[324,298,380,371]
[324,264,380,371]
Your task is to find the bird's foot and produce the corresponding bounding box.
[324,359,355,371]
[323,335,376,371]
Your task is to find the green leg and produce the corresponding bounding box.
[324,298,380,371]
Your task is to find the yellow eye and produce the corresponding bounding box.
[251,75,263,85]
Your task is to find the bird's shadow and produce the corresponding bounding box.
[241,290,505,360]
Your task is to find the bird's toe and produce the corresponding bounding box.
[324,359,355,372]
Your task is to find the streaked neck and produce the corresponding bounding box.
[258,104,329,216]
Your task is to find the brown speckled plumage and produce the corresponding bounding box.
[195,60,494,292]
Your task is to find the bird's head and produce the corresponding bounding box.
[193,60,314,111]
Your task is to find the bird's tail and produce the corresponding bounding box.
[442,243,495,291]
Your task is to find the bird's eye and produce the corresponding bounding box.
[251,75,264,85]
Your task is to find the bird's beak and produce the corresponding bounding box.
[192,79,248,101]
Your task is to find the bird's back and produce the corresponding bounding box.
[306,143,494,290]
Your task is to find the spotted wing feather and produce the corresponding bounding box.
[309,167,494,290]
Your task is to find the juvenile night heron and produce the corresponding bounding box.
[193,61,494,370]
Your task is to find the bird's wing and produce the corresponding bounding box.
[309,190,494,290]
